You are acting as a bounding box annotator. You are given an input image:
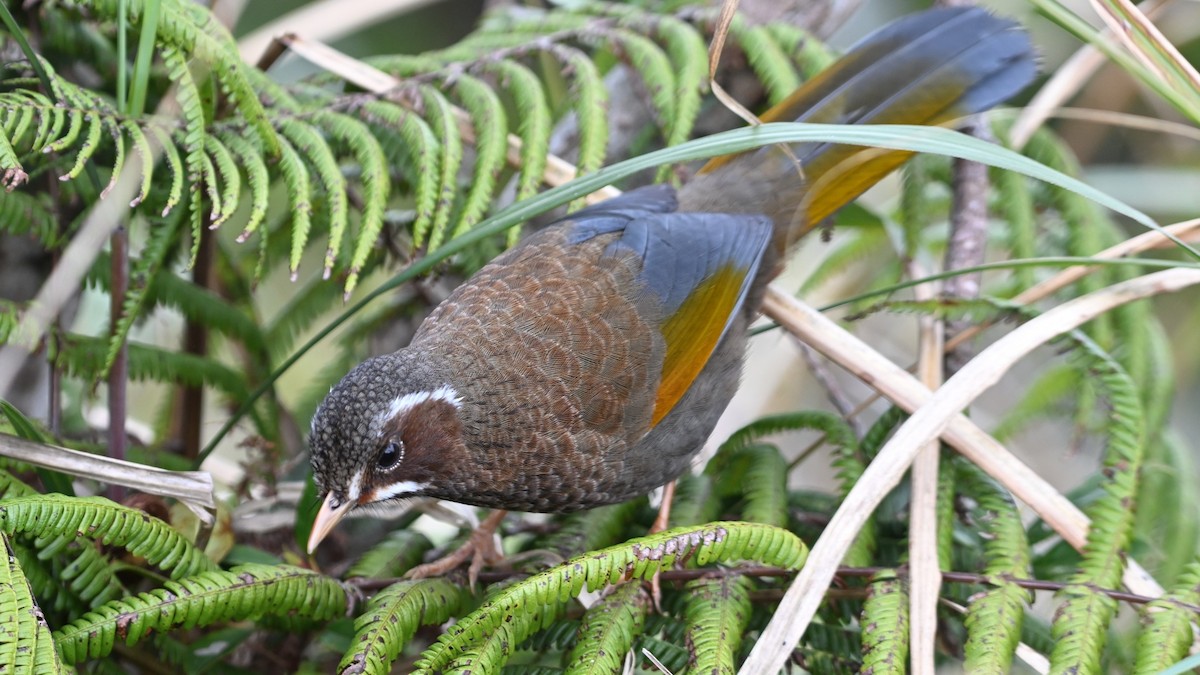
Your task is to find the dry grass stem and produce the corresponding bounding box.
[741,269,1200,673]
[907,263,943,675]
[0,433,215,522]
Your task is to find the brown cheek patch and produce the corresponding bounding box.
[394,399,467,482]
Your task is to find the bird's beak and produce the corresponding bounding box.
[307,492,351,554]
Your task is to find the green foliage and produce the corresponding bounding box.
[55,563,348,665]
[339,578,467,674]
[859,570,909,674]
[0,493,215,579]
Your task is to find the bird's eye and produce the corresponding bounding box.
[376,441,402,470]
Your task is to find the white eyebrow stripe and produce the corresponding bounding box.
[376,385,463,432]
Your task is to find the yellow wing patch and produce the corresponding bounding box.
[651,264,746,426]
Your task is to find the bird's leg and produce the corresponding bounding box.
[646,480,677,610]
[406,509,508,587]
[649,480,676,535]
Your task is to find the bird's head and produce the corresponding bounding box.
[305,353,467,553]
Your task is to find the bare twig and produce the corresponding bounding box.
[107,226,129,502]
[0,432,215,521]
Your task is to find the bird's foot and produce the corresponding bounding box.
[646,480,677,611]
[406,509,508,588]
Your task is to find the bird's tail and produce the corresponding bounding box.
[677,6,1036,251]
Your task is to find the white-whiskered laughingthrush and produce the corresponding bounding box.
[305,7,1037,571]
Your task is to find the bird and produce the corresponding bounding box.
[304,7,1037,575]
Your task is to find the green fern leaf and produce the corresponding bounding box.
[273,133,314,280]
[59,107,102,182]
[729,20,800,104]
[0,533,66,674]
[765,23,835,77]
[0,494,215,580]
[859,570,909,675]
[161,47,206,265]
[960,464,1031,674]
[359,99,439,250]
[565,581,649,674]
[345,530,433,579]
[148,125,184,216]
[278,117,348,278]
[561,47,607,180]
[122,120,154,208]
[338,578,466,675]
[1131,560,1200,673]
[417,84,463,251]
[314,110,390,296]
[478,60,549,243]
[203,135,240,228]
[222,130,270,242]
[414,522,806,673]
[54,563,346,665]
[1049,341,1145,674]
[610,29,676,135]
[541,501,643,561]
[448,75,507,241]
[684,575,753,675]
[43,105,83,156]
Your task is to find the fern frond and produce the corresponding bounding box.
[730,444,789,528]
[960,463,1031,674]
[161,46,206,264]
[478,59,549,218]
[672,477,725,534]
[1049,339,1145,673]
[0,190,58,243]
[415,84,462,251]
[683,575,753,675]
[147,125,184,217]
[203,134,239,227]
[277,117,346,278]
[358,99,439,249]
[0,533,66,673]
[718,410,857,457]
[0,494,214,579]
[272,133,314,279]
[728,19,800,104]
[314,110,390,294]
[122,119,153,208]
[859,570,909,674]
[338,578,467,675]
[1130,560,1200,673]
[414,522,807,673]
[55,563,346,665]
[448,75,507,241]
[0,471,124,611]
[345,530,433,579]
[564,581,649,674]
[221,130,269,242]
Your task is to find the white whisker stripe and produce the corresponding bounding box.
[376,385,462,431]
[372,481,429,502]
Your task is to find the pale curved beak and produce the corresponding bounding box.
[307,492,352,554]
